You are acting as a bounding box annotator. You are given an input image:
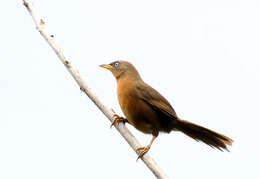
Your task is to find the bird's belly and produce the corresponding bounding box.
[119,95,157,134]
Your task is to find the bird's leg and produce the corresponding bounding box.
[110,114,128,128]
[136,131,158,161]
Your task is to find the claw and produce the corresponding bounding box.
[136,146,150,161]
[110,114,127,128]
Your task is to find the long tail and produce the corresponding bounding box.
[174,119,233,151]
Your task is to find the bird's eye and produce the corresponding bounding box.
[114,62,119,67]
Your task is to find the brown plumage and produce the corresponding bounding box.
[100,60,233,159]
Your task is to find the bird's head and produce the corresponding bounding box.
[100,60,141,80]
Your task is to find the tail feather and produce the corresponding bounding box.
[174,119,233,151]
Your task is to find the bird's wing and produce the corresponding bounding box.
[136,82,178,120]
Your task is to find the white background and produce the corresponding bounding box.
[0,0,259,178]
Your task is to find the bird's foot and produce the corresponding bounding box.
[110,114,127,128]
[136,146,150,161]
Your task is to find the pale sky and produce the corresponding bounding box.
[0,0,260,178]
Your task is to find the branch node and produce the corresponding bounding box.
[40,19,45,25]
[23,1,29,8]
[64,60,71,68]
[80,87,85,93]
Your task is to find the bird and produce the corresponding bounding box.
[100,60,233,160]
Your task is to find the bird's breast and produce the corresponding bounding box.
[116,80,158,134]
[117,80,137,124]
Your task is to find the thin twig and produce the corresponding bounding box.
[23,0,170,178]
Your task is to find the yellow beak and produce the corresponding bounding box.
[99,64,113,69]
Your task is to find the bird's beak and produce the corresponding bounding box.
[99,64,113,69]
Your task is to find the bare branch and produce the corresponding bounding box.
[23,0,170,178]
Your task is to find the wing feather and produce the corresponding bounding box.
[136,82,178,120]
